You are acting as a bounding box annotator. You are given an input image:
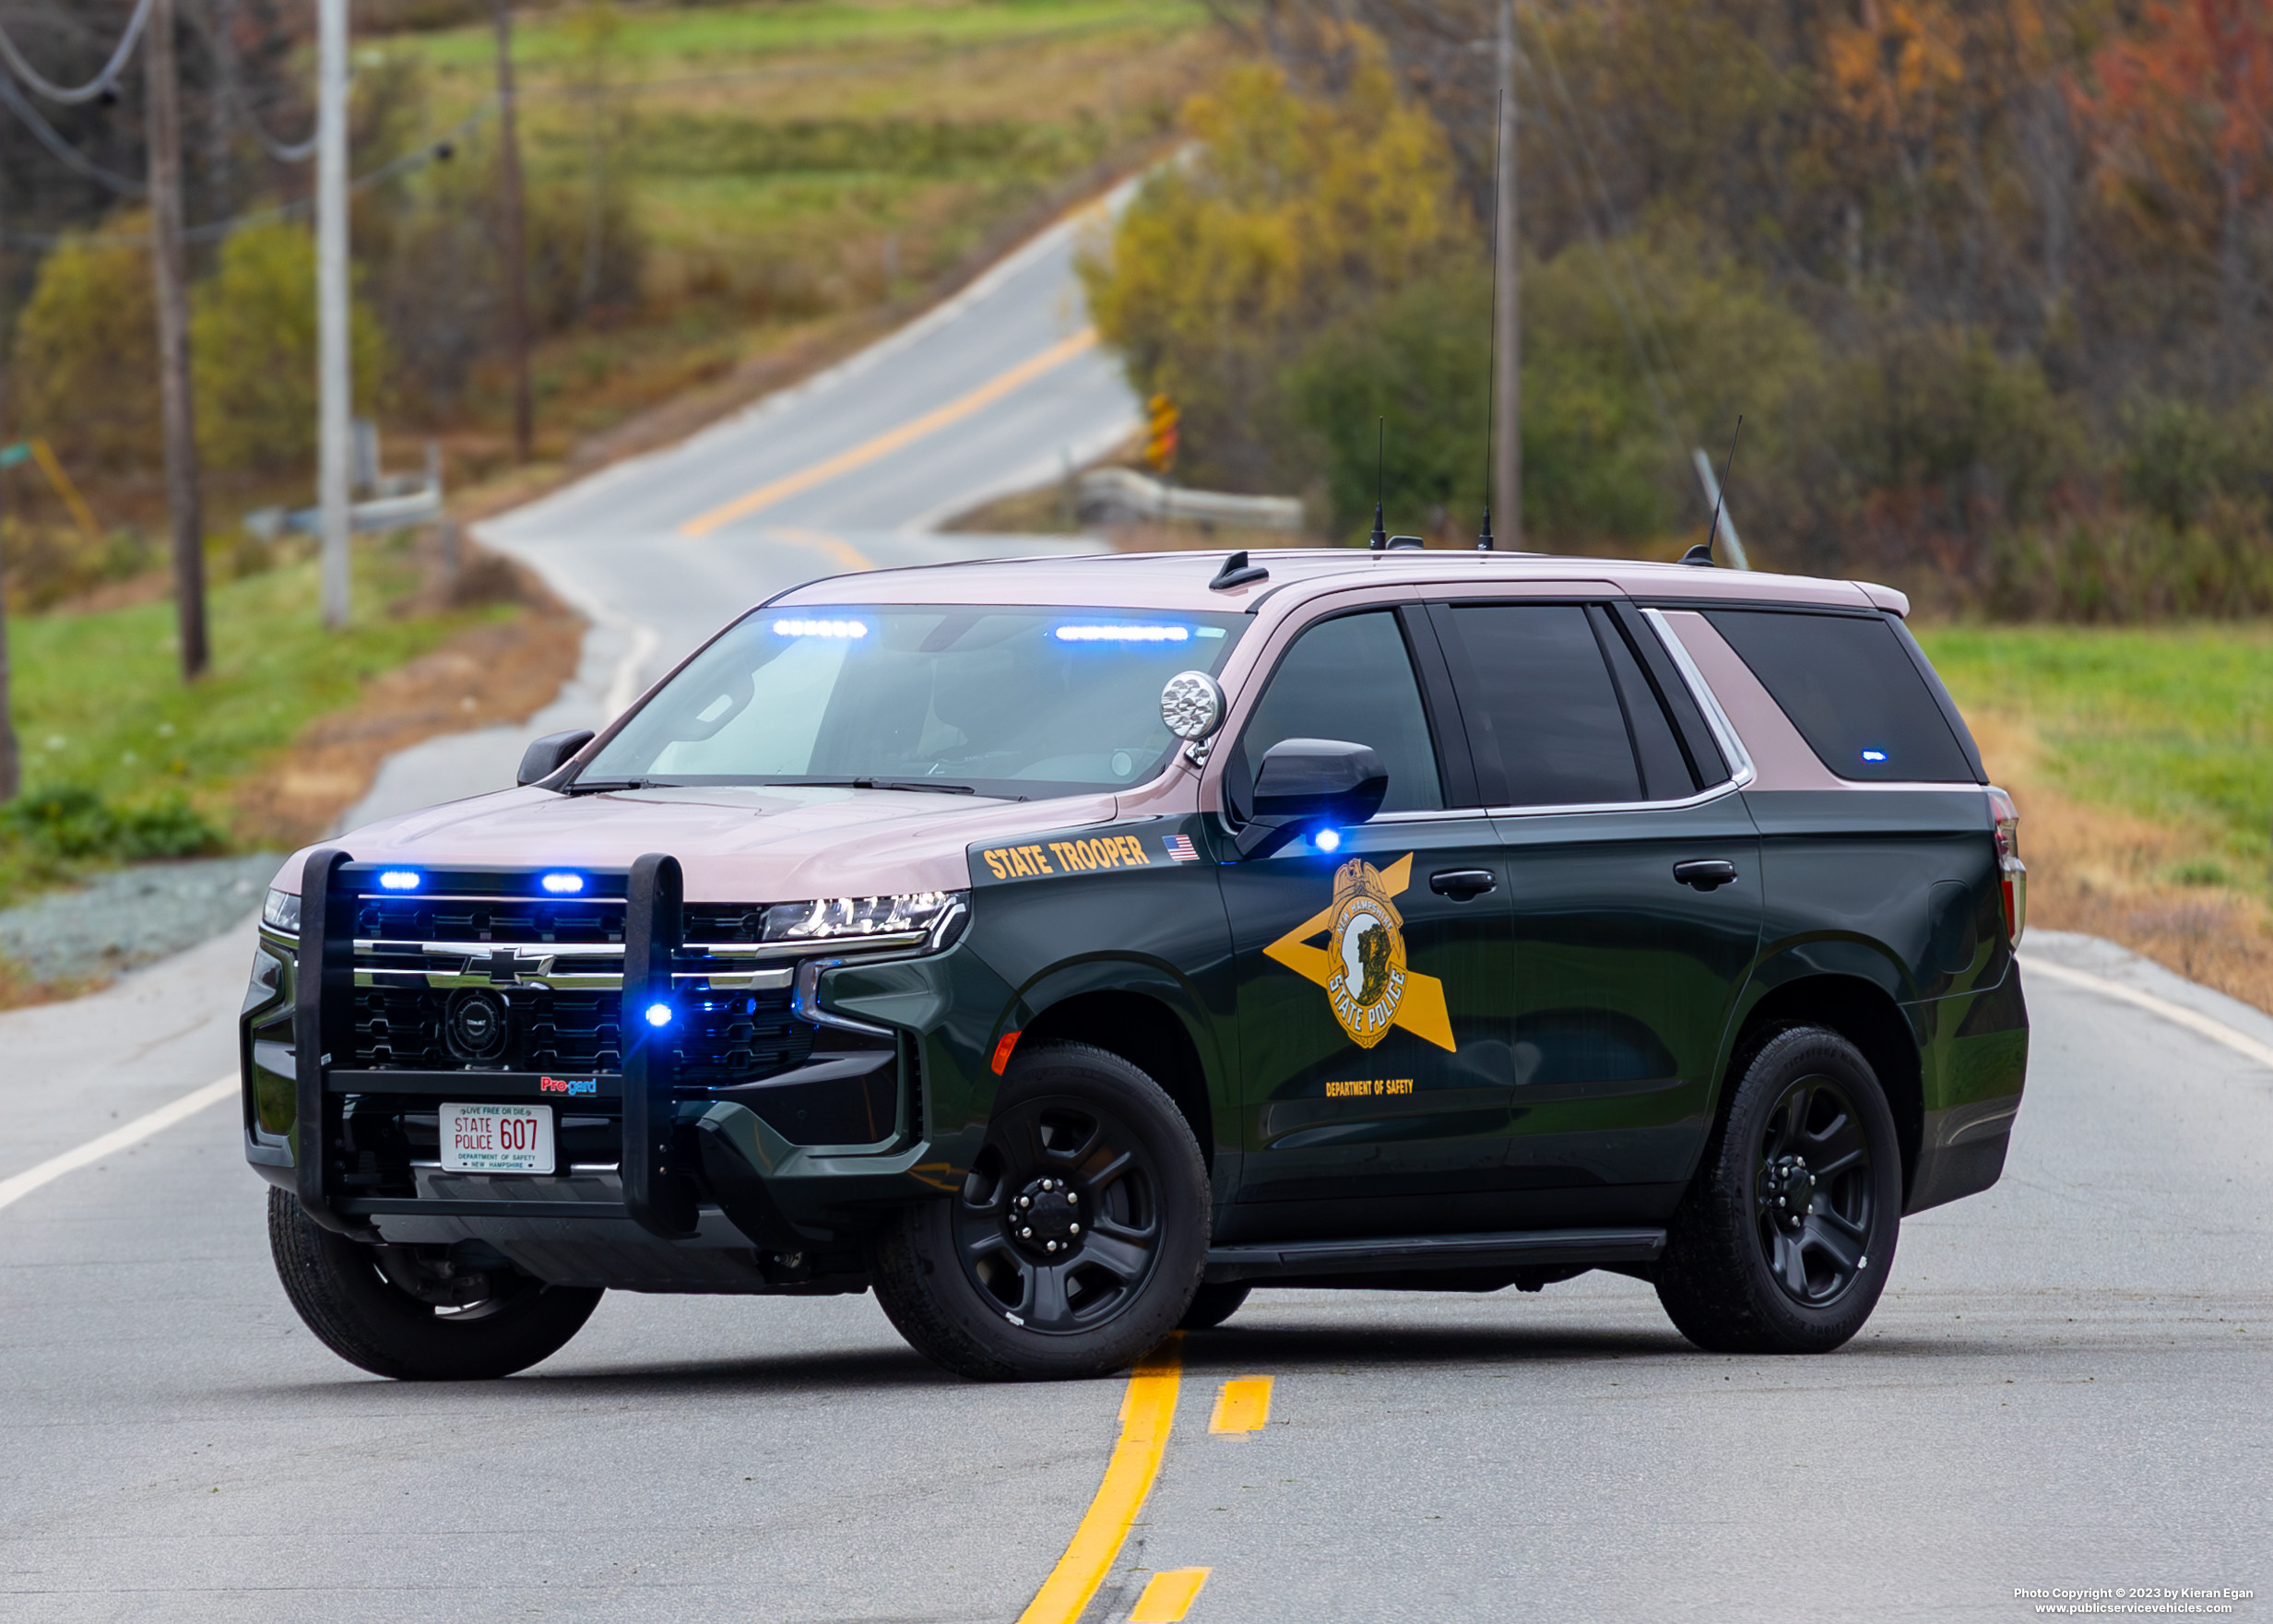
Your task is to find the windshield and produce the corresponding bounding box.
[577,604,1249,800]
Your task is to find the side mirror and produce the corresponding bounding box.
[517,729,596,787]
[1237,738,1387,858]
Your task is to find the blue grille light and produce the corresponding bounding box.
[1861,749,1889,764]
[1052,623,1192,644]
[644,1002,673,1028]
[377,870,420,891]
[1313,827,1342,853]
[540,871,585,895]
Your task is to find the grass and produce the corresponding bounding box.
[4,539,509,887]
[1918,622,2273,878]
[1917,620,2273,1014]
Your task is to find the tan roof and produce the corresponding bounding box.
[774,547,1908,618]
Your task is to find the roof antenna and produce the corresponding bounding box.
[1368,417,1388,551]
[1478,88,1504,552]
[1682,415,1742,567]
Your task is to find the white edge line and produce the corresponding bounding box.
[0,1073,240,1215]
[2021,954,2273,1072]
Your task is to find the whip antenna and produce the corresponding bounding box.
[1686,416,1743,567]
[1368,416,1388,551]
[1479,88,1503,552]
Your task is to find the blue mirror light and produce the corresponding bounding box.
[644,1002,674,1028]
[1313,827,1343,853]
[540,872,585,895]
[1861,749,1888,764]
[377,871,420,891]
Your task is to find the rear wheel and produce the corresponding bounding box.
[268,1188,602,1380]
[1656,1026,1901,1355]
[868,1043,1208,1381]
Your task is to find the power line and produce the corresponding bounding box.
[0,0,158,106]
[0,63,146,194]
[181,0,317,163]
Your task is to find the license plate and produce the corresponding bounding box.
[441,1103,554,1174]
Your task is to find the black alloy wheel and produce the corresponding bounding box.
[1656,1025,1902,1355]
[868,1043,1209,1381]
[954,1095,1165,1333]
[1754,1074,1877,1308]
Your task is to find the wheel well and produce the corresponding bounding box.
[1731,975,1923,1202]
[1019,991,1214,1169]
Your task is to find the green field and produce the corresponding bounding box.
[1919,622,2273,884]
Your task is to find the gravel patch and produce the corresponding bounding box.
[0,854,284,984]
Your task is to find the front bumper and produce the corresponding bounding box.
[243,849,995,1291]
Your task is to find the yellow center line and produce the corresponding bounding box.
[678,326,1100,539]
[1208,1375,1273,1434]
[1016,1334,1183,1624]
[1131,1568,1213,1623]
[771,527,876,574]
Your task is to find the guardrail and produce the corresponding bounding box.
[1075,468,1303,532]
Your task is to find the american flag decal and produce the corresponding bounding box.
[1162,834,1199,863]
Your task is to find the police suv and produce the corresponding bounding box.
[243,547,2030,1381]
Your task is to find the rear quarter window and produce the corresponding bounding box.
[1704,610,1981,784]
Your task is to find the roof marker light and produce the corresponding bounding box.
[377,870,420,891]
[773,618,868,639]
[540,871,585,895]
[1053,623,1191,644]
[644,1002,673,1028]
[1313,827,1343,853]
[1861,749,1889,764]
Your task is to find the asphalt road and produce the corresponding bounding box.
[1,930,2265,1620]
[4,196,2266,1619]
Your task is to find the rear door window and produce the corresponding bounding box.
[1434,604,1644,807]
[1704,610,1979,783]
[1233,610,1445,814]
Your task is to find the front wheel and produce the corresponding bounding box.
[868,1043,1209,1381]
[268,1188,603,1380]
[1656,1026,1902,1355]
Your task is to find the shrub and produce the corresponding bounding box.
[7,219,160,474]
[190,220,391,476]
[0,787,224,862]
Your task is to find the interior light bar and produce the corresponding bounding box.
[1053,624,1191,643]
[773,618,869,639]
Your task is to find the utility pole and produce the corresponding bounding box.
[317,0,352,629]
[1493,0,1521,549]
[495,3,533,465]
[147,0,209,678]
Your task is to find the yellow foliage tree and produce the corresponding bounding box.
[1080,28,1472,492]
[191,219,390,477]
[7,217,161,475]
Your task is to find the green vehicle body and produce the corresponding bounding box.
[240,551,2028,1297]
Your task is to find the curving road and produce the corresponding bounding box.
[1,188,2266,1620]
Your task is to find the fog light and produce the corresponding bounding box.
[1313,827,1342,853]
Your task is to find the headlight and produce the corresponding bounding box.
[761,890,965,949]
[262,888,302,933]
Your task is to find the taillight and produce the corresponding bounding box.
[1986,785,2026,948]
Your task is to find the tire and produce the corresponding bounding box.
[268,1188,603,1380]
[868,1043,1209,1381]
[1656,1026,1902,1355]
[1179,1282,1251,1332]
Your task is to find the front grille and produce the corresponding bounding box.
[348,984,814,1084]
[347,883,823,1086]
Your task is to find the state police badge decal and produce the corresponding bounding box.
[1325,858,1407,1049]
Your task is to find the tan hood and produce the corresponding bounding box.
[270,783,1129,902]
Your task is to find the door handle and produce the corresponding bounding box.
[1429,868,1498,900]
[1673,859,1739,892]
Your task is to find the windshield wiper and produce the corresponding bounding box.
[561,778,652,797]
[777,777,979,795]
